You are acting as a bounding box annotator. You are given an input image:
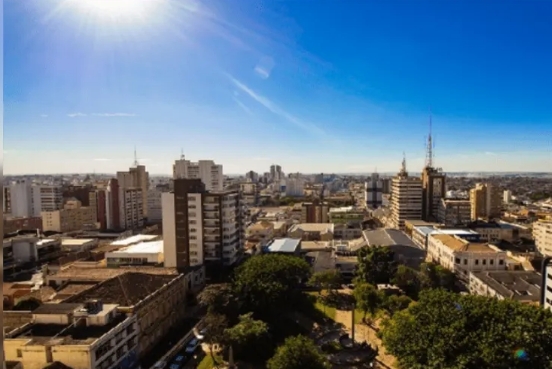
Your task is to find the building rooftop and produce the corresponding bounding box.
[48,265,178,282]
[32,303,84,315]
[301,241,332,251]
[61,238,95,246]
[110,234,158,246]
[36,239,60,247]
[432,234,495,253]
[110,240,163,254]
[432,229,479,236]
[66,272,178,307]
[249,221,274,231]
[267,238,301,253]
[329,206,355,213]
[471,270,541,302]
[288,223,334,233]
[415,226,436,236]
[271,221,287,230]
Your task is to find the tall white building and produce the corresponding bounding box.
[365,172,383,209]
[119,188,144,230]
[285,177,305,197]
[3,181,63,218]
[173,157,223,191]
[32,185,63,215]
[270,164,283,182]
[503,190,512,204]
[390,157,423,230]
[162,179,244,271]
[534,220,552,257]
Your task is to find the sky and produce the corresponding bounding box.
[4,0,552,175]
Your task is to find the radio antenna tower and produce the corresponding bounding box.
[180,148,185,160]
[133,146,139,167]
[425,112,434,169]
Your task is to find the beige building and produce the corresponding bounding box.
[119,188,144,230]
[117,164,149,218]
[470,183,502,220]
[5,301,139,369]
[390,158,423,230]
[173,157,223,192]
[42,200,97,233]
[287,223,334,241]
[301,202,330,223]
[533,219,552,257]
[469,270,541,304]
[246,220,275,245]
[428,233,507,280]
[328,206,365,223]
[437,199,471,226]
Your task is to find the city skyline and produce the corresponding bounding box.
[4,0,552,175]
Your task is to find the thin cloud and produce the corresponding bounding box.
[40,114,48,117]
[67,112,87,117]
[93,158,111,161]
[232,97,254,116]
[93,113,137,117]
[485,151,498,156]
[254,56,275,79]
[227,75,326,137]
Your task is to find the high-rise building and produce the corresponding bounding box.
[421,167,446,221]
[42,199,97,233]
[470,183,502,220]
[162,179,244,272]
[365,172,383,209]
[270,164,283,182]
[3,181,63,218]
[173,156,223,191]
[301,202,330,223]
[503,190,512,204]
[147,185,169,223]
[285,176,305,197]
[437,199,471,226]
[545,264,552,311]
[390,156,423,230]
[245,170,259,182]
[534,219,552,257]
[119,187,144,230]
[117,151,149,218]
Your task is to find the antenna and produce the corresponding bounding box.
[180,148,185,160]
[133,146,139,167]
[425,111,434,168]
[400,152,408,176]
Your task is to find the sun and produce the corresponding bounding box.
[68,0,160,22]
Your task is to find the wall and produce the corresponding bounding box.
[161,193,176,268]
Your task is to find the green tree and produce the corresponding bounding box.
[380,289,552,369]
[308,269,341,295]
[381,294,412,316]
[198,283,239,322]
[391,265,421,298]
[419,262,456,291]
[224,313,271,363]
[202,312,229,364]
[356,246,397,284]
[233,254,311,316]
[353,283,384,322]
[267,335,330,369]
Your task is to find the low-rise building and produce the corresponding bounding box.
[4,301,139,369]
[411,226,480,250]
[271,221,288,237]
[4,216,43,235]
[4,236,62,271]
[246,220,275,244]
[468,220,516,243]
[328,206,365,223]
[534,219,552,257]
[265,238,301,255]
[428,233,507,280]
[61,238,98,253]
[105,240,164,267]
[288,223,334,241]
[65,272,194,360]
[469,270,541,304]
[333,222,363,240]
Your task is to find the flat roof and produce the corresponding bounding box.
[415,226,436,236]
[110,234,157,246]
[288,223,334,233]
[471,270,541,302]
[32,303,84,315]
[110,240,163,255]
[48,266,178,282]
[301,241,331,250]
[267,238,301,253]
[62,238,96,246]
[432,229,479,236]
[432,234,495,253]
[37,239,59,246]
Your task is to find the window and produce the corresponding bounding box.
[455,258,460,264]
[499,260,504,265]
[490,259,494,265]
[464,259,468,265]
[482,259,486,265]
[475,259,479,265]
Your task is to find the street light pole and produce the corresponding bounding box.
[351,301,356,347]
[540,257,552,307]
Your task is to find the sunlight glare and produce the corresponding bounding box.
[69,0,161,23]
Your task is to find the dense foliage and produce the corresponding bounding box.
[380,289,552,369]
[309,269,341,295]
[267,335,331,369]
[355,246,397,285]
[224,313,271,363]
[233,254,311,315]
[392,262,456,299]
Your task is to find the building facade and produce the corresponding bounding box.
[469,270,541,304]
[365,172,383,209]
[390,159,423,230]
[119,188,144,230]
[301,202,330,223]
[146,188,164,223]
[42,200,97,233]
[545,264,552,311]
[285,177,305,197]
[534,219,552,257]
[421,166,446,221]
[117,164,149,219]
[173,157,223,191]
[162,179,244,270]
[470,183,502,220]
[437,198,471,226]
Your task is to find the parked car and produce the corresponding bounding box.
[185,338,200,354]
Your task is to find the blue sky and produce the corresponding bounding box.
[4,0,552,175]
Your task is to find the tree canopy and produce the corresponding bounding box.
[198,283,239,322]
[353,282,384,319]
[224,313,271,363]
[233,254,311,314]
[392,262,456,299]
[355,246,397,285]
[267,335,330,369]
[380,289,552,369]
[309,269,341,295]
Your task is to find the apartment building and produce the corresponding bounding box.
[469,270,541,304]
[437,198,471,226]
[119,188,144,230]
[117,164,149,218]
[421,166,446,221]
[301,202,330,223]
[4,216,43,235]
[92,179,122,231]
[42,199,97,233]
[534,220,552,257]
[270,164,283,182]
[162,178,244,271]
[428,233,507,280]
[4,301,139,369]
[3,181,63,218]
[470,183,502,220]
[146,187,166,223]
[285,177,305,197]
[173,157,223,191]
[240,182,259,207]
[545,264,552,311]
[365,172,383,209]
[390,159,423,230]
[246,220,275,245]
